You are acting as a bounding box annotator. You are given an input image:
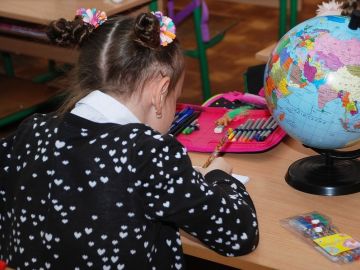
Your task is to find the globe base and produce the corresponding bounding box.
[285,155,360,196]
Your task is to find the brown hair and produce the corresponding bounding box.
[47,12,184,113]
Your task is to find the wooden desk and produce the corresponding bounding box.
[255,43,276,63]
[0,0,163,64]
[0,0,163,25]
[184,137,360,270]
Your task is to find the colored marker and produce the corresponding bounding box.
[260,121,278,141]
[232,123,246,142]
[244,119,261,142]
[228,129,237,140]
[232,122,247,141]
[182,119,199,134]
[238,119,254,142]
[169,108,194,134]
[255,117,276,141]
[247,118,265,142]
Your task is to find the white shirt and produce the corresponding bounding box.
[70,90,140,125]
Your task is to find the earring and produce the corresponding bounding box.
[156,111,162,119]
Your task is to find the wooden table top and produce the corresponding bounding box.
[185,137,360,270]
[0,0,156,25]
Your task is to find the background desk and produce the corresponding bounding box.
[0,0,163,65]
[0,0,163,25]
[185,137,360,270]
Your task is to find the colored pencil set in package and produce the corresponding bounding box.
[168,91,287,153]
[281,212,360,264]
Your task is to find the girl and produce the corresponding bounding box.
[0,10,259,269]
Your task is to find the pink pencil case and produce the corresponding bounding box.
[175,92,287,153]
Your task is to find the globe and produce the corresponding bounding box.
[264,15,360,150]
[264,14,360,196]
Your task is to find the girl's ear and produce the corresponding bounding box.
[152,76,170,118]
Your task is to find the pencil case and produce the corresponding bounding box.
[173,91,287,153]
[202,91,267,109]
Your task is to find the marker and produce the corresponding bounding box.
[243,119,261,142]
[182,119,199,134]
[232,121,249,141]
[228,128,239,140]
[255,117,276,141]
[174,107,192,122]
[247,118,265,142]
[168,108,194,134]
[260,121,278,141]
[237,119,254,142]
[232,122,247,142]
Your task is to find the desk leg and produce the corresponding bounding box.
[290,0,298,28]
[32,61,72,83]
[193,2,211,100]
[149,0,158,11]
[2,52,15,77]
[279,0,287,38]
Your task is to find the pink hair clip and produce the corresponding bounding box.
[76,8,107,28]
[152,11,176,46]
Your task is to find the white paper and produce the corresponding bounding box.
[193,166,249,185]
[231,173,249,185]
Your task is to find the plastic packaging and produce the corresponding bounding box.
[281,211,360,263]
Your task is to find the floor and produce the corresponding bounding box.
[0,0,322,268]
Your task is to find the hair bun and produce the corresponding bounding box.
[134,13,160,49]
[47,16,93,47]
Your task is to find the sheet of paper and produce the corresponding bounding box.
[231,173,249,185]
[193,166,249,185]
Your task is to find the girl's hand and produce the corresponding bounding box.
[194,157,233,176]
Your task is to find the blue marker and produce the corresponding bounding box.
[169,108,194,133]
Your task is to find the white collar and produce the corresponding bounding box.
[70,90,140,125]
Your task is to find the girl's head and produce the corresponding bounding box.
[47,10,185,133]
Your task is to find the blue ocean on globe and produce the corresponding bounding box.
[264,15,360,149]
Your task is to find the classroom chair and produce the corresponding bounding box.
[167,0,236,101]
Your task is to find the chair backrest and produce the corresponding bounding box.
[167,0,210,42]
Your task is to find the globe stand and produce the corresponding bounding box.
[285,146,360,196]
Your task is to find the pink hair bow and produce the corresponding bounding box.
[152,11,176,46]
[76,8,107,28]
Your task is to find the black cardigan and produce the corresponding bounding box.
[0,113,259,269]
